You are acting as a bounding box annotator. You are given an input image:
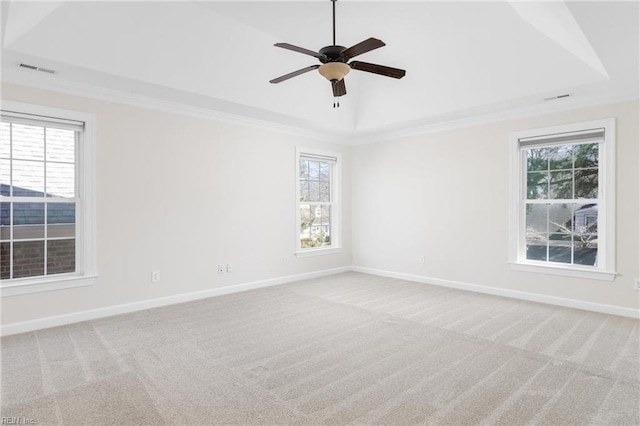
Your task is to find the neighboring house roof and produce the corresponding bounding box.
[0,184,75,226]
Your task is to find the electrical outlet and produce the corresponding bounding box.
[283,255,289,264]
[227,264,233,273]
[634,279,640,291]
[151,271,160,283]
[218,265,225,274]
[419,255,425,264]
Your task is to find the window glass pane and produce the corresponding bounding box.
[320,205,332,246]
[0,202,9,241]
[549,201,573,264]
[319,181,330,202]
[527,171,548,199]
[309,161,320,180]
[526,148,548,172]
[575,169,598,199]
[308,181,319,202]
[574,143,598,168]
[47,203,75,224]
[573,204,598,267]
[549,171,573,199]
[0,122,9,158]
[525,203,548,261]
[548,203,573,234]
[299,181,309,202]
[300,204,312,247]
[574,244,598,266]
[47,239,75,275]
[525,203,548,236]
[526,236,548,261]
[13,202,45,225]
[549,146,573,170]
[319,162,330,181]
[13,240,45,278]
[46,162,75,198]
[299,160,308,179]
[0,242,9,279]
[13,203,45,240]
[548,236,572,264]
[48,203,75,238]
[0,159,9,196]
[12,160,44,196]
[12,124,44,161]
[46,128,75,163]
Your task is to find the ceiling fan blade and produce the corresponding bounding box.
[274,43,327,60]
[341,38,386,60]
[332,79,347,97]
[350,61,406,79]
[269,65,320,84]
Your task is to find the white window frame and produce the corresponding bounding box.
[508,118,616,281]
[295,147,342,257]
[0,101,97,296]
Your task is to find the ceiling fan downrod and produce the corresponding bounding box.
[332,0,337,46]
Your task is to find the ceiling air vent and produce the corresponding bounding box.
[544,93,571,101]
[18,63,57,75]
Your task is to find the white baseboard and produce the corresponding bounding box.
[3,264,637,336]
[0,266,350,336]
[351,266,640,319]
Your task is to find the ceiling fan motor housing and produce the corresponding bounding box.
[319,45,348,63]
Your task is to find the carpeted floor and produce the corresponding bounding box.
[1,272,639,425]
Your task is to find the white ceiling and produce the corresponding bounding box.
[1,1,638,143]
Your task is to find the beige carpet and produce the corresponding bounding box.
[1,272,639,425]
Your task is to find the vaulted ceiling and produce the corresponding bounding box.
[1,1,638,143]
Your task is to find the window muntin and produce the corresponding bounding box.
[0,114,80,281]
[511,120,615,278]
[296,149,340,253]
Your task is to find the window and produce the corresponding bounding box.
[509,119,615,281]
[0,102,96,295]
[296,148,341,256]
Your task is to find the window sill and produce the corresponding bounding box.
[0,274,98,297]
[509,262,616,282]
[295,247,343,258]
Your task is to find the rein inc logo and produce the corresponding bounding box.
[1,418,35,425]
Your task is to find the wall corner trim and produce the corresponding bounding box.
[351,266,640,319]
[0,266,350,336]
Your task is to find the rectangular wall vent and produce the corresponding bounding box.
[18,63,57,75]
[18,63,38,70]
[544,93,572,101]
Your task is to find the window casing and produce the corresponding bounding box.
[0,102,96,296]
[295,148,341,256]
[509,119,615,281]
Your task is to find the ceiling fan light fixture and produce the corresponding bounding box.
[318,62,350,82]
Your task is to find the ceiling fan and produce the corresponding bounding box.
[269,0,406,107]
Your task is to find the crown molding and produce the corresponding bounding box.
[1,68,352,145]
[2,68,637,146]
[348,93,639,145]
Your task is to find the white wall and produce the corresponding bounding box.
[352,100,639,311]
[1,83,352,325]
[1,83,637,328]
